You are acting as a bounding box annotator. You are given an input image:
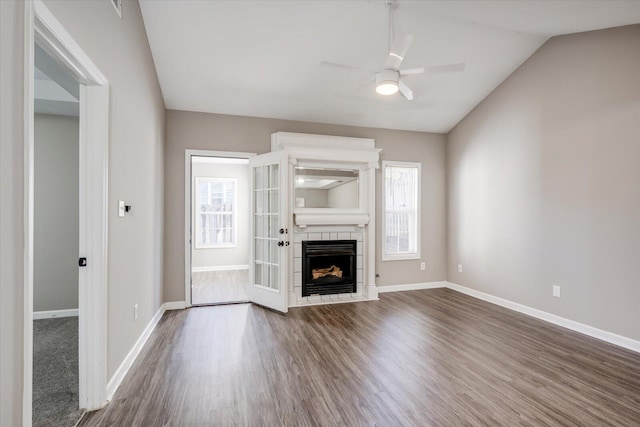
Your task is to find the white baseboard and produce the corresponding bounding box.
[164,301,186,310]
[445,281,640,354]
[377,281,446,293]
[106,301,187,400]
[33,308,79,319]
[106,304,164,400]
[192,264,249,273]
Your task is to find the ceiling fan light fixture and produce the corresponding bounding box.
[376,82,399,95]
[375,69,400,95]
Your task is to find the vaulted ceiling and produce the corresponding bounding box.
[140,0,640,133]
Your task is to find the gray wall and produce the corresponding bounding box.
[34,114,79,312]
[447,25,640,341]
[165,110,447,301]
[191,162,249,269]
[0,1,26,423]
[41,0,166,379]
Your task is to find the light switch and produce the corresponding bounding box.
[118,200,125,217]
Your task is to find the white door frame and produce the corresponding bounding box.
[184,150,255,308]
[24,0,109,422]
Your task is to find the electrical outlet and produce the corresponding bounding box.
[134,304,139,320]
[458,264,463,273]
[420,262,426,271]
[553,286,561,298]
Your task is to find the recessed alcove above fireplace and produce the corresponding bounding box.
[294,167,359,209]
[269,132,381,307]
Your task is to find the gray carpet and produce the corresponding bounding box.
[33,317,84,427]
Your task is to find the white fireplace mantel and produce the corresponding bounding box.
[295,213,370,228]
[271,132,380,307]
[271,132,381,165]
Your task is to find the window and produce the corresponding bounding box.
[382,161,420,261]
[195,178,236,248]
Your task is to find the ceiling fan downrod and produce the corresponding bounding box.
[386,0,399,61]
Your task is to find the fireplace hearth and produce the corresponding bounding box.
[302,240,357,297]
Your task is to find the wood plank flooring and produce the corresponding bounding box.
[80,289,640,426]
[191,269,249,305]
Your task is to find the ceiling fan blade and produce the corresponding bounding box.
[344,74,376,95]
[398,80,413,101]
[320,61,366,73]
[426,62,466,74]
[385,33,414,70]
[399,67,424,76]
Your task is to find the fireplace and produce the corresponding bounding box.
[302,240,357,297]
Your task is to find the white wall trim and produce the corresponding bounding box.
[106,302,176,401]
[33,309,78,319]
[367,283,379,300]
[377,281,446,293]
[164,301,186,310]
[377,280,639,353]
[23,4,35,423]
[26,0,110,420]
[445,281,640,354]
[191,264,249,273]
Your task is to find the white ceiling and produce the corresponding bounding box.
[140,0,640,133]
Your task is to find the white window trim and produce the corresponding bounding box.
[381,160,421,261]
[194,177,238,249]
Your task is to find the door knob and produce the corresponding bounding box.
[277,241,284,247]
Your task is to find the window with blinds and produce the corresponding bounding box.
[195,177,237,248]
[382,161,421,261]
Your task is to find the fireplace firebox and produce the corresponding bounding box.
[302,240,357,297]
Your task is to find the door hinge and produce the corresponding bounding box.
[79,257,87,267]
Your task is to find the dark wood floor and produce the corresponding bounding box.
[80,289,640,426]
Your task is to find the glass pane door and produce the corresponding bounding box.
[249,151,288,313]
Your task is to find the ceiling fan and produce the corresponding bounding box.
[321,0,465,101]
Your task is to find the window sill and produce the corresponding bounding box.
[194,244,238,250]
[381,254,420,262]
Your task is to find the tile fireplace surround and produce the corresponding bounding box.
[270,132,381,307]
[291,229,365,306]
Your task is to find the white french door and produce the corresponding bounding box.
[249,150,289,313]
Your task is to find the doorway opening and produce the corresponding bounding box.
[25,0,110,422]
[32,44,83,426]
[186,152,253,306]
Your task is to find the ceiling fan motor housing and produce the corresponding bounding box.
[376,69,400,86]
[376,70,400,95]
[376,69,400,95]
